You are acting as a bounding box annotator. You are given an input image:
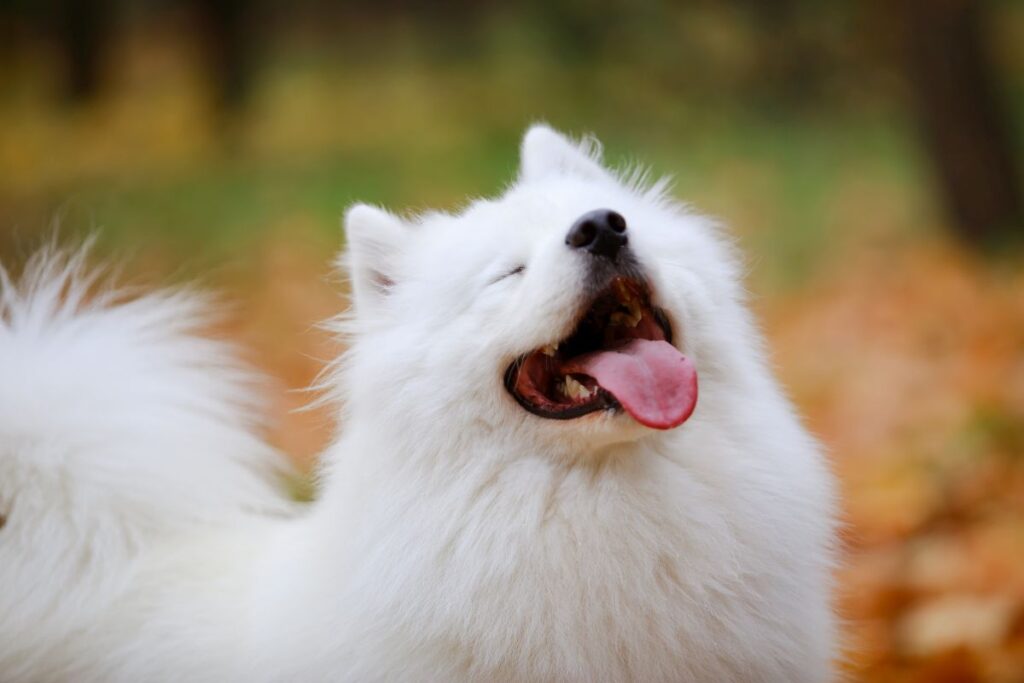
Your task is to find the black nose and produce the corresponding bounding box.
[565,209,628,261]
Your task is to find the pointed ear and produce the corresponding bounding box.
[343,203,409,313]
[519,124,608,182]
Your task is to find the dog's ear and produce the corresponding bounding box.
[519,124,608,182]
[343,203,409,313]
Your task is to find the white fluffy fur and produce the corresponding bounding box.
[0,126,837,682]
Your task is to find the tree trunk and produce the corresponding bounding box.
[894,0,1022,248]
[57,0,112,103]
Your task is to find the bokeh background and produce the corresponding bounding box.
[2,1,1023,680]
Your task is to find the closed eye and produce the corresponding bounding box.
[489,264,525,285]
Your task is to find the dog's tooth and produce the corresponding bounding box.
[624,299,643,327]
[610,308,642,329]
[615,279,630,303]
[564,376,590,400]
[610,312,630,328]
[542,342,559,357]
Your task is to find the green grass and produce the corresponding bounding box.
[0,39,941,290]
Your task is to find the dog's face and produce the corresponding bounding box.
[339,125,746,456]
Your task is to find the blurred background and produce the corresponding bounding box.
[1,1,1023,680]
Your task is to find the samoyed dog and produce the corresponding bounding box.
[0,125,836,682]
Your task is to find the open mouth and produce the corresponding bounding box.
[503,278,698,430]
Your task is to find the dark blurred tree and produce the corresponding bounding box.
[193,0,253,113]
[55,0,113,102]
[733,0,843,108]
[528,0,626,63]
[38,0,255,114]
[892,0,1022,248]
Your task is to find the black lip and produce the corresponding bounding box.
[653,308,673,345]
[502,285,674,421]
[503,364,621,420]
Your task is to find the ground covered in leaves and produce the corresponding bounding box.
[769,243,1024,682]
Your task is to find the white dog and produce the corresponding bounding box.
[0,125,836,682]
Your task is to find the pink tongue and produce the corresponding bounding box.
[564,339,698,430]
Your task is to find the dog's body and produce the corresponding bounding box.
[0,126,836,682]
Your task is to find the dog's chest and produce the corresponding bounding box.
[383,483,762,680]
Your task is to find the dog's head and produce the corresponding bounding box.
[337,125,749,457]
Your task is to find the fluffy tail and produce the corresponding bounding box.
[0,244,293,675]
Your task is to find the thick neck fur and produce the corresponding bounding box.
[263,361,832,682]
